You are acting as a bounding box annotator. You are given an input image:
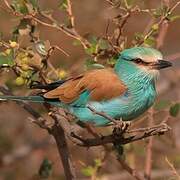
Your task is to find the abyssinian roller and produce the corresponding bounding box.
[0,47,172,126]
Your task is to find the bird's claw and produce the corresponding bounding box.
[113,120,131,136]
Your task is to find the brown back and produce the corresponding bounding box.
[44,69,127,103]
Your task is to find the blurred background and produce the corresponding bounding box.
[0,0,180,179]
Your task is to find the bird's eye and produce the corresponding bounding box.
[134,58,143,64]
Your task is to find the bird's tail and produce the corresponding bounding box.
[0,95,45,103]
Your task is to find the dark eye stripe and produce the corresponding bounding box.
[133,58,150,65]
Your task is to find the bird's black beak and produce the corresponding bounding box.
[151,60,172,70]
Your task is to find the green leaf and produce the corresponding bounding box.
[88,35,98,44]
[85,45,96,55]
[94,158,102,167]
[58,0,67,10]
[0,50,14,67]
[11,0,38,14]
[73,39,81,46]
[98,39,109,49]
[134,32,143,41]
[169,103,180,117]
[85,59,104,70]
[169,15,180,22]
[29,0,38,9]
[81,166,94,177]
[14,19,32,37]
[154,100,171,110]
[152,6,168,18]
[12,0,29,14]
[144,36,156,47]
[90,63,105,69]
[126,0,135,7]
[107,57,117,66]
[38,158,53,178]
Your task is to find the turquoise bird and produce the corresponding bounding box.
[0,47,172,126]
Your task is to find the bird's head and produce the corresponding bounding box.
[115,47,172,79]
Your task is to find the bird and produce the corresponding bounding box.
[0,47,172,126]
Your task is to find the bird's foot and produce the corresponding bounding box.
[113,120,131,137]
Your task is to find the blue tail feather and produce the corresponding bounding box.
[0,95,45,103]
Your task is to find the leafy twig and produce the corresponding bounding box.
[1,0,91,49]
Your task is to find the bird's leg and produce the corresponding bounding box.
[113,119,131,137]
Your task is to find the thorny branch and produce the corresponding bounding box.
[71,122,170,147]
[1,0,91,49]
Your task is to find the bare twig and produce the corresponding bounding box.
[0,40,11,48]
[165,157,180,179]
[118,158,145,180]
[66,0,75,28]
[144,108,154,180]
[71,122,170,147]
[114,11,131,47]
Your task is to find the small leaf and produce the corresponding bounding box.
[144,36,156,47]
[98,39,109,49]
[81,166,94,177]
[154,100,171,110]
[58,0,67,10]
[90,63,105,69]
[12,0,29,14]
[11,0,38,14]
[29,0,38,9]
[88,35,98,44]
[107,57,117,66]
[85,45,96,55]
[152,7,165,18]
[94,158,102,167]
[38,158,53,178]
[134,32,143,41]
[126,0,135,7]
[169,15,180,22]
[0,49,14,67]
[73,39,81,46]
[169,103,180,117]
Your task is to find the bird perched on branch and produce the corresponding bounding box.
[0,47,172,126]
